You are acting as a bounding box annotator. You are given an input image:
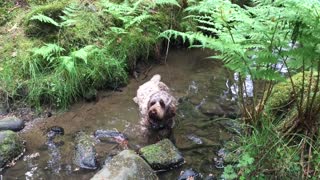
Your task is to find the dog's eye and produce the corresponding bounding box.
[150,101,156,106]
[160,100,165,108]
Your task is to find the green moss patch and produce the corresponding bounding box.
[140,139,184,170]
[0,130,25,168]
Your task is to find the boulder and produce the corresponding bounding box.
[91,150,157,180]
[0,116,25,131]
[73,131,97,170]
[140,139,184,170]
[0,130,25,169]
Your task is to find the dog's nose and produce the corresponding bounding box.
[150,109,156,115]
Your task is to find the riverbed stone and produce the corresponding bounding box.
[0,116,25,131]
[91,150,158,180]
[73,131,97,170]
[140,138,184,170]
[199,101,225,117]
[0,130,25,169]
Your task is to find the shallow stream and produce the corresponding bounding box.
[3,49,240,179]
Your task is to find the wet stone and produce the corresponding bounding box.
[199,101,225,117]
[140,138,184,170]
[178,168,202,180]
[0,116,25,131]
[186,134,203,145]
[218,119,242,135]
[0,130,25,169]
[91,150,157,180]
[73,131,97,170]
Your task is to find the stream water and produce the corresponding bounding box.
[2,49,240,179]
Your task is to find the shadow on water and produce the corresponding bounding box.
[3,48,241,179]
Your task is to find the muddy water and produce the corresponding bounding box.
[3,49,238,179]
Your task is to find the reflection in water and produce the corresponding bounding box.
[46,131,62,174]
[23,153,40,180]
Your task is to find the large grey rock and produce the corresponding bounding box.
[0,130,25,169]
[91,150,158,180]
[140,139,184,170]
[73,131,97,169]
[0,116,25,131]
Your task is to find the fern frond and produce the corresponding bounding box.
[32,43,64,61]
[154,0,180,7]
[125,13,151,29]
[71,45,95,64]
[30,13,60,27]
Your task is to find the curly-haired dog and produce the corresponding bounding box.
[133,74,177,143]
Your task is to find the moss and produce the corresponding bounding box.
[266,72,318,112]
[265,72,320,131]
[59,4,107,48]
[0,130,24,168]
[24,0,70,23]
[140,139,184,170]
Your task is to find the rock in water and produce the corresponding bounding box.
[0,130,25,169]
[0,116,25,131]
[140,139,184,170]
[186,134,203,145]
[73,131,97,170]
[91,150,157,180]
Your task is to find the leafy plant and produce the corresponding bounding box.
[161,0,320,177]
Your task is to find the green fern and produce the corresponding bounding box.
[30,13,60,27]
[31,43,64,62]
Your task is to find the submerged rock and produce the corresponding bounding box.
[178,168,201,180]
[0,116,25,131]
[140,139,184,170]
[73,131,97,170]
[186,134,203,145]
[91,150,157,180]
[46,126,65,174]
[0,130,25,169]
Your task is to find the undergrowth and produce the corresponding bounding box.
[0,0,183,109]
[161,0,320,178]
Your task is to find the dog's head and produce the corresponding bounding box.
[147,91,176,129]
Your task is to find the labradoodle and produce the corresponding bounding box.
[133,74,177,143]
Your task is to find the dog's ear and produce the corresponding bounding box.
[165,104,176,119]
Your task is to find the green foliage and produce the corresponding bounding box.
[161,1,320,177]
[22,44,127,108]
[162,0,320,129]
[222,165,238,180]
[0,1,15,25]
[100,0,181,68]
[223,122,302,178]
[30,13,60,27]
[1,0,181,109]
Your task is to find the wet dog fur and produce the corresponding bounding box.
[133,74,177,143]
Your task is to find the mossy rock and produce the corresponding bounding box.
[140,139,184,170]
[0,130,25,169]
[265,72,320,131]
[91,150,158,180]
[266,72,320,114]
[73,131,97,169]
